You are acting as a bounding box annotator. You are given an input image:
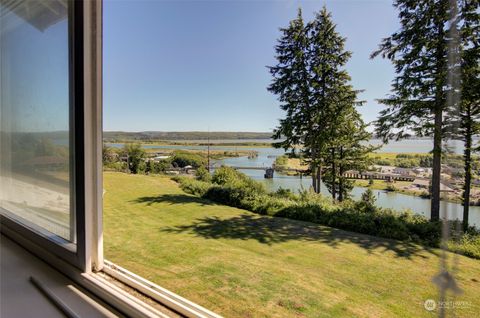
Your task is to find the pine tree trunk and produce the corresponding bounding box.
[317,162,322,194]
[311,148,318,193]
[431,108,443,221]
[331,148,336,200]
[338,146,344,202]
[463,108,472,231]
[430,16,446,222]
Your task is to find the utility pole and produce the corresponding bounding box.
[207,129,210,172]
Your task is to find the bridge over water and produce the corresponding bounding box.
[208,165,415,182]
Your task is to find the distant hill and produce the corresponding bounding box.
[103,131,273,142]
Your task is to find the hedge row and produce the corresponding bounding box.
[172,167,480,259]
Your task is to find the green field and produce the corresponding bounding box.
[103,172,480,318]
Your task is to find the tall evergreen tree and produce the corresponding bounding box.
[306,7,365,198]
[446,0,480,230]
[269,7,373,199]
[268,8,314,187]
[371,0,452,220]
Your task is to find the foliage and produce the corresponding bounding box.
[152,160,172,174]
[444,0,480,230]
[360,189,377,212]
[268,7,374,198]
[447,233,480,259]
[121,143,146,174]
[211,166,266,195]
[384,184,396,192]
[370,0,479,221]
[174,169,480,256]
[274,187,299,200]
[195,166,212,182]
[104,161,127,172]
[172,176,212,197]
[274,155,289,169]
[103,145,119,164]
[171,151,206,168]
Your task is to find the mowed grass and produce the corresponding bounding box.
[103,172,480,318]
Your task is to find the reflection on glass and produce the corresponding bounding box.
[0,0,73,241]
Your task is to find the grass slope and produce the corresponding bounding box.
[103,172,480,318]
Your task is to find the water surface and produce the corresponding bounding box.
[107,140,479,227]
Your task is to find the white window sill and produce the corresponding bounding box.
[1,227,221,318]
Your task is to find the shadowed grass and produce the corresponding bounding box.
[162,213,437,258]
[104,172,480,318]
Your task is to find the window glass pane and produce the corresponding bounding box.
[0,0,73,242]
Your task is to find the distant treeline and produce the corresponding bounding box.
[103,131,273,142]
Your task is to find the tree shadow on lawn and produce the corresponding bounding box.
[161,214,439,259]
[132,194,218,207]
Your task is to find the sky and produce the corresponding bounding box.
[103,0,399,132]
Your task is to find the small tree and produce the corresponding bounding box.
[195,166,212,182]
[103,144,119,164]
[122,143,145,174]
[145,160,154,175]
[360,188,377,212]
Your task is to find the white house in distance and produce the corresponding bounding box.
[153,155,171,161]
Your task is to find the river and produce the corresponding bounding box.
[107,139,480,227]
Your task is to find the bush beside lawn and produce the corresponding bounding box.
[174,167,480,259]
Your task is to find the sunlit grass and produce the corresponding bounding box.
[103,171,480,318]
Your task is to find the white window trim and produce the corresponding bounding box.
[83,0,104,274]
[2,224,166,318]
[2,1,223,317]
[102,260,223,318]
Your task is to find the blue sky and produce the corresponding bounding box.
[103,0,399,132]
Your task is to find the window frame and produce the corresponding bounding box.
[0,0,88,271]
[1,2,218,317]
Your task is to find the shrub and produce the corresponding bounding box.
[275,204,317,222]
[171,151,206,168]
[153,160,171,173]
[385,184,396,192]
[274,155,289,169]
[175,177,212,197]
[419,191,430,199]
[104,161,127,172]
[374,159,392,166]
[359,189,377,212]
[396,153,414,159]
[122,143,146,174]
[447,233,480,259]
[212,166,244,185]
[212,166,266,194]
[172,168,480,259]
[395,158,419,168]
[274,187,299,200]
[195,166,212,182]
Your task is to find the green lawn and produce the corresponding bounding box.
[103,172,480,318]
[353,179,413,191]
